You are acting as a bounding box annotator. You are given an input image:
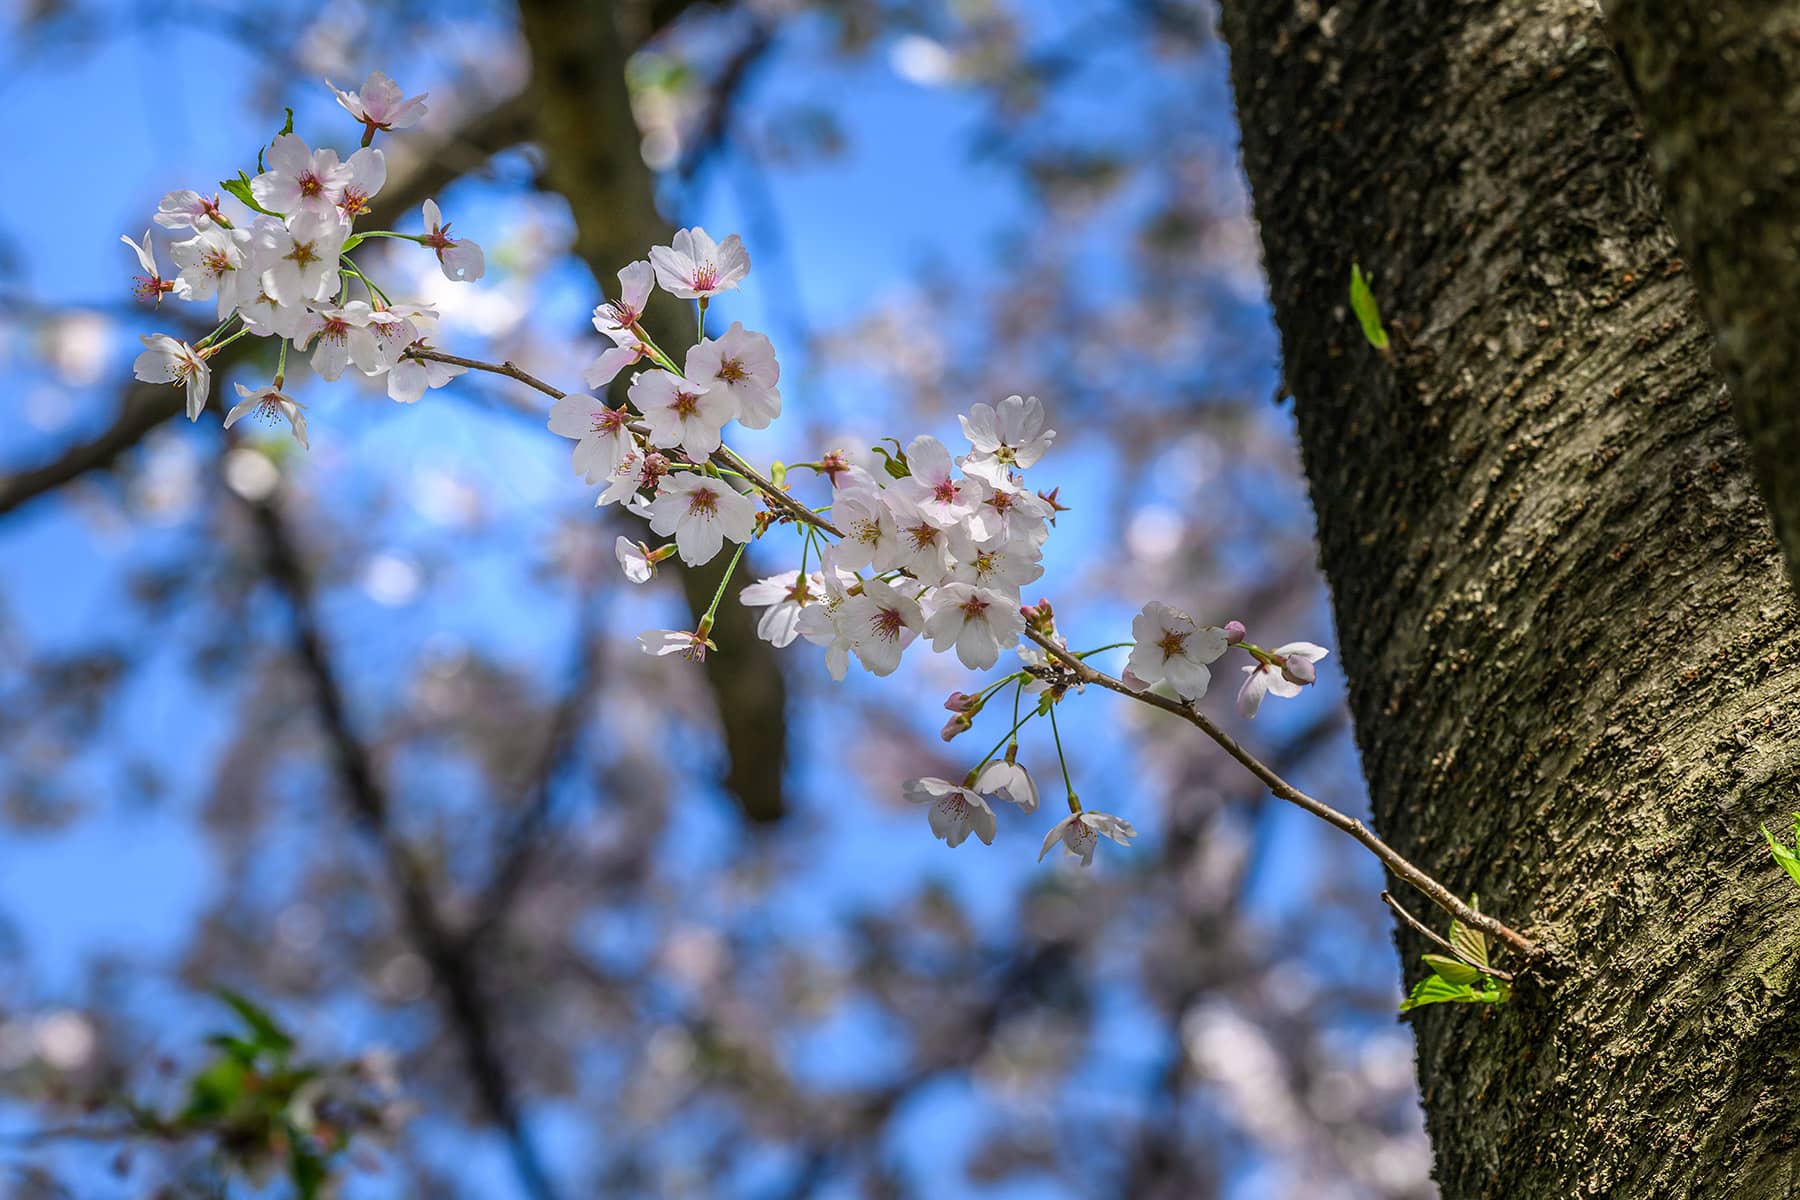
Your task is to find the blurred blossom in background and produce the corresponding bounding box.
[0,0,1432,1196]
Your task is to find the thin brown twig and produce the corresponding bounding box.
[1381,891,1515,981]
[1020,625,1535,958]
[406,348,843,538]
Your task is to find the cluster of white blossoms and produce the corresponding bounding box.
[544,227,1332,866]
[127,71,485,446]
[122,72,1332,869]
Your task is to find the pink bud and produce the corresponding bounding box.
[1280,656,1316,686]
[944,691,981,713]
[1224,620,1247,645]
[940,713,974,741]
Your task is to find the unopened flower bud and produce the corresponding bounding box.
[1280,655,1316,686]
[1224,620,1247,645]
[1021,598,1057,636]
[944,691,982,714]
[940,712,974,741]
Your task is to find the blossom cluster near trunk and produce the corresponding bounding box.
[119,73,1331,868]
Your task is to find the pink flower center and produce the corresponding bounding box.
[853,517,883,545]
[322,316,350,340]
[204,249,234,275]
[1156,629,1188,659]
[690,265,719,291]
[672,390,702,419]
[932,478,960,505]
[298,171,324,198]
[904,522,939,551]
[593,407,629,435]
[717,357,747,383]
[340,187,371,217]
[686,486,719,517]
[959,594,990,619]
[869,607,905,641]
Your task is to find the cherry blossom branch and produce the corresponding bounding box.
[406,348,842,538]
[400,350,1534,960]
[1020,626,1536,958]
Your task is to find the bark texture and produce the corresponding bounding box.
[517,0,791,823]
[1220,1,1800,1194]
[1603,0,1800,598]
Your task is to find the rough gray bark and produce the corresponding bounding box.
[517,0,791,824]
[1602,0,1800,598]
[1220,1,1800,1194]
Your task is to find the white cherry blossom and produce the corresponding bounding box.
[1039,810,1136,867]
[975,759,1038,813]
[1237,642,1331,718]
[336,147,386,221]
[252,212,346,306]
[830,483,898,572]
[923,583,1025,671]
[329,70,428,134]
[133,334,211,420]
[686,323,781,429]
[885,491,973,585]
[638,629,712,661]
[386,349,464,403]
[252,134,351,218]
[649,227,749,300]
[796,554,857,681]
[615,537,656,584]
[949,539,1044,601]
[420,200,484,282]
[548,393,636,483]
[739,571,823,649]
[903,777,997,848]
[959,393,1055,484]
[646,472,756,566]
[294,301,382,381]
[122,231,186,305]
[1126,602,1228,701]
[893,435,982,529]
[169,226,252,317]
[154,190,224,232]
[632,369,732,459]
[223,382,308,448]
[842,577,924,676]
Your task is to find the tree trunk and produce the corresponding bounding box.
[1601,0,1800,598]
[1219,1,1800,1194]
[518,0,791,823]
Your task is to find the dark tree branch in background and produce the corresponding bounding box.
[242,474,560,1200]
[517,0,791,823]
[466,595,605,944]
[1603,2,1800,598]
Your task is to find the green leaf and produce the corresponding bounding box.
[1763,817,1800,888]
[871,438,910,479]
[1400,974,1478,1011]
[1350,263,1390,351]
[1421,953,1483,985]
[221,171,281,218]
[289,1140,328,1200]
[182,1055,249,1122]
[217,988,294,1056]
[1447,893,1489,969]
